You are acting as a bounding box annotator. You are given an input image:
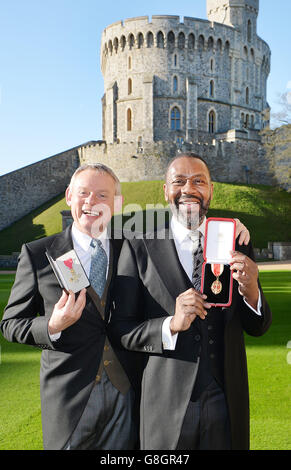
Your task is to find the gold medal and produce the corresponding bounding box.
[211,264,224,295]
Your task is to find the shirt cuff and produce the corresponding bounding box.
[162,316,178,350]
[243,290,262,316]
[49,331,61,341]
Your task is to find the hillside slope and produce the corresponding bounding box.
[0,181,290,254]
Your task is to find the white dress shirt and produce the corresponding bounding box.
[49,224,110,341]
[162,216,262,350]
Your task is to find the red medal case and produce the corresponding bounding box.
[201,217,236,307]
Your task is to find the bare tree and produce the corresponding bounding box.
[271,84,291,127]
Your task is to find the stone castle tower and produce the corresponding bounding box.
[99,0,270,150]
[1,0,278,234]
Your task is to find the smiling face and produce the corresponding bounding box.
[163,156,213,230]
[66,168,117,238]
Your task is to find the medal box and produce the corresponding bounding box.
[201,217,236,307]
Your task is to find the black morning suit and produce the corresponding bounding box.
[0,225,138,450]
[109,227,272,450]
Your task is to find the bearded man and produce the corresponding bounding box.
[109,152,272,450]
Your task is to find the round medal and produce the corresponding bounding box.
[211,279,222,295]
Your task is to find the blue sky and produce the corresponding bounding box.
[0,0,290,176]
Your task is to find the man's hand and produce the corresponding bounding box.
[230,251,259,309]
[234,219,250,246]
[170,288,211,335]
[48,289,87,335]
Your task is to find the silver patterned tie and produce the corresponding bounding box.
[190,231,204,291]
[89,238,108,297]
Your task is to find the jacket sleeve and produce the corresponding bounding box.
[0,243,56,350]
[109,239,166,355]
[236,242,272,337]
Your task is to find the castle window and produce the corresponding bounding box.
[147,32,154,48]
[167,31,175,51]
[210,58,214,72]
[208,110,216,134]
[173,76,178,93]
[217,38,222,53]
[113,37,118,53]
[129,34,135,50]
[120,35,126,51]
[128,56,132,69]
[127,108,132,131]
[171,107,181,130]
[138,32,144,48]
[178,32,185,50]
[209,80,214,98]
[128,78,132,95]
[247,20,252,42]
[188,33,195,50]
[174,54,177,67]
[108,40,113,55]
[246,87,249,105]
[157,31,164,48]
[207,36,214,52]
[198,35,204,52]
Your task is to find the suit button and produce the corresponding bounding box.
[104,345,109,351]
[101,300,105,307]
[194,335,201,341]
[104,360,111,366]
[95,375,101,382]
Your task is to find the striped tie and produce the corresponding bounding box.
[89,238,108,298]
[190,231,203,291]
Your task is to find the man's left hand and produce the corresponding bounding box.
[234,219,250,245]
[230,251,259,310]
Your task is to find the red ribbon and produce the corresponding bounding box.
[212,263,223,277]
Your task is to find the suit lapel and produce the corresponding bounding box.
[46,225,74,259]
[144,228,193,304]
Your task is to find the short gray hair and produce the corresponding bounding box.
[69,163,121,195]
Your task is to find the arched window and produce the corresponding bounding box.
[178,32,185,50]
[147,31,154,48]
[128,56,132,69]
[157,31,164,48]
[128,78,132,95]
[137,32,144,48]
[127,108,132,131]
[246,87,249,104]
[120,35,126,51]
[171,107,181,130]
[208,110,216,134]
[247,20,252,42]
[128,34,135,50]
[188,33,195,50]
[210,58,214,72]
[167,31,175,50]
[173,76,178,93]
[210,80,214,98]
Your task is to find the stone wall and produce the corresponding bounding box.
[0,146,80,231]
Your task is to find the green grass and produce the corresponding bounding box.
[0,270,290,450]
[0,181,291,254]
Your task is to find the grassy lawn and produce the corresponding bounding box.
[0,270,290,450]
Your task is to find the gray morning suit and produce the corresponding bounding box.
[109,227,272,450]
